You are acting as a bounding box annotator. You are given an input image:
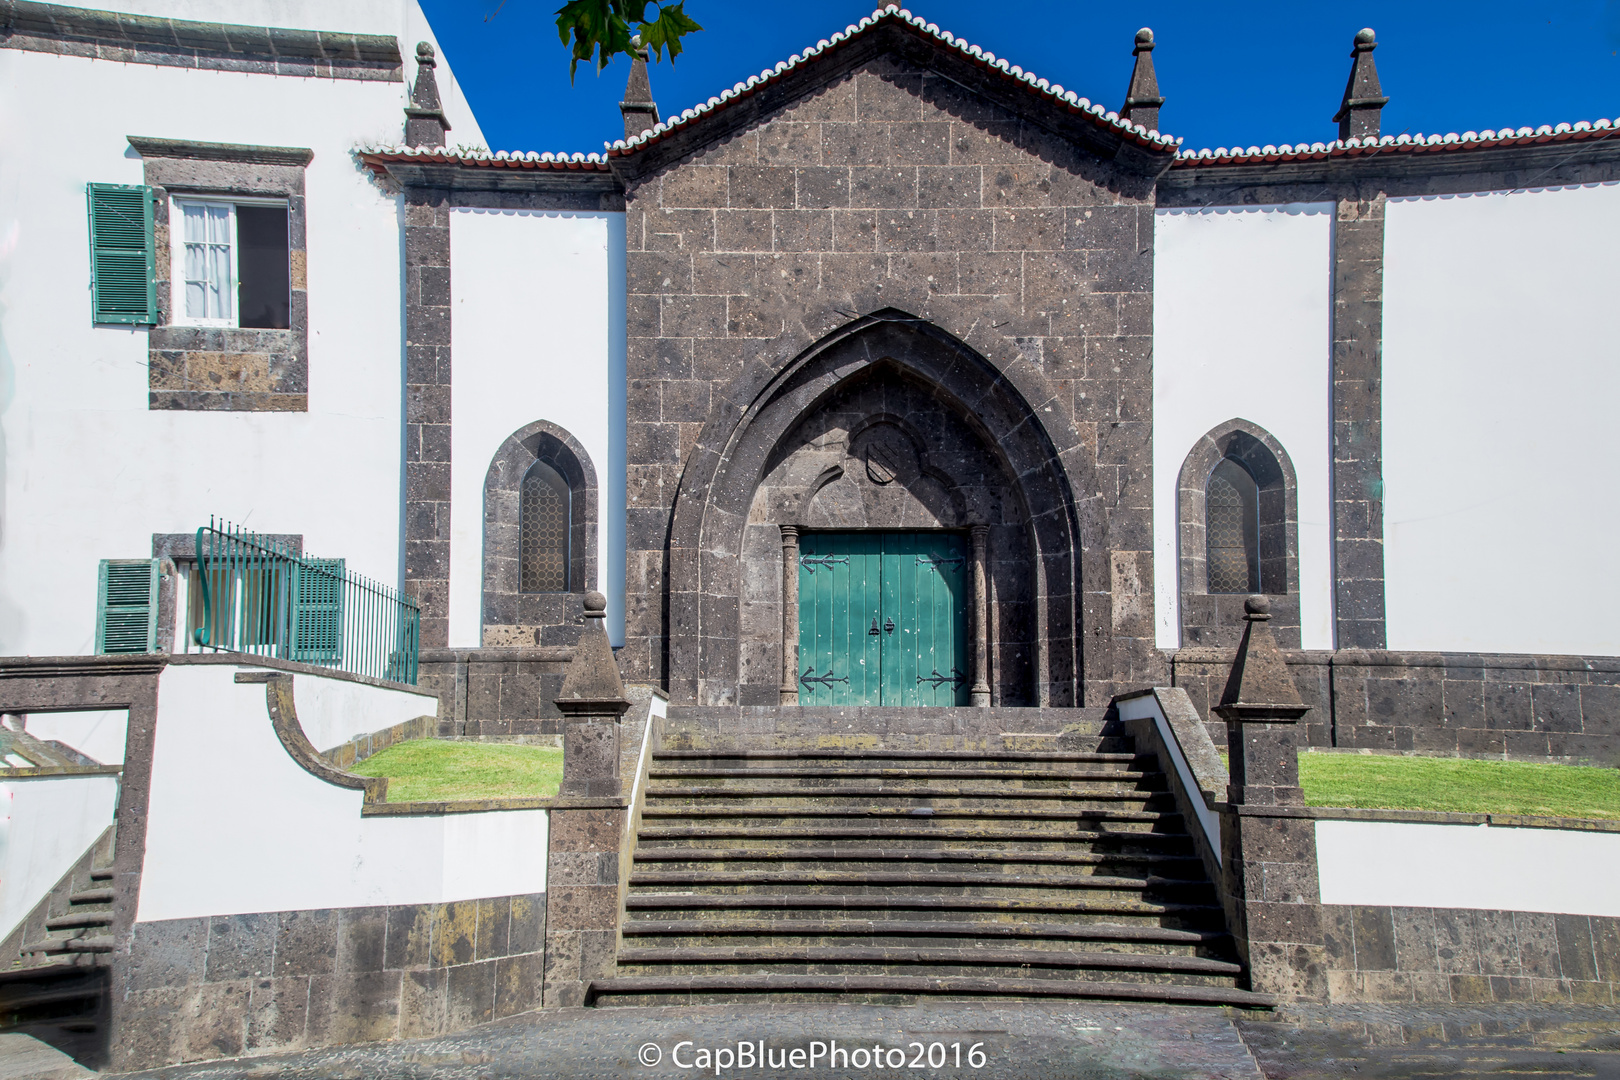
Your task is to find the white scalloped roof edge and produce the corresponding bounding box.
[361,146,609,164]
[608,4,1181,153]
[1178,120,1620,161]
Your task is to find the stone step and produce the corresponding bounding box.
[635,826,1196,852]
[628,875,1215,908]
[88,869,113,881]
[649,767,1154,783]
[624,892,1226,930]
[621,919,1229,956]
[653,750,1142,764]
[44,912,114,931]
[22,936,114,956]
[66,889,113,906]
[646,795,1175,818]
[647,782,1170,799]
[638,807,1183,832]
[588,973,1275,1009]
[614,946,1243,983]
[632,847,1205,875]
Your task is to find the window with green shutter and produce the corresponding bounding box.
[87,183,157,325]
[289,558,345,663]
[95,559,160,654]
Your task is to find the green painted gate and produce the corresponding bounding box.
[797,531,969,706]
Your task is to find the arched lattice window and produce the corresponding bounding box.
[520,461,570,592]
[1206,457,1260,593]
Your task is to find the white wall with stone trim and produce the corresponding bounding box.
[1317,819,1620,917]
[1151,204,1335,650]
[0,5,481,658]
[48,0,483,143]
[1383,183,1620,656]
[446,208,628,647]
[136,664,548,923]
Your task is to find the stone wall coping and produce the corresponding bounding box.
[361,794,621,816]
[0,653,168,679]
[128,135,313,167]
[419,647,573,664]
[1221,802,1620,833]
[170,651,432,695]
[0,764,123,779]
[1168,646,1620,675]
[2,1,403,78]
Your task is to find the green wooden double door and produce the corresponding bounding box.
[798,531,969,706]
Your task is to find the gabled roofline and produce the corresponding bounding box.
[604,5,1179,173]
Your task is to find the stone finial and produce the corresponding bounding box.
[556,591,630,716]
[555,591,629,798]
[1215,595,1305,716]
[405,40,452,149]
[1120,27,1165,133]
[620,37,660,141]
[1333,27,1387,142]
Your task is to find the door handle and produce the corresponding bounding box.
[884,617,895,634]
[869,616,880,636]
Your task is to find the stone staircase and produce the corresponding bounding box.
[589,707,1270,1008]
[0,829,116,1066]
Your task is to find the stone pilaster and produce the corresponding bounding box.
[403,187,452,647]
[970,524,991,707]
[779,525,799,706]
[1332,192,1387,649]
[543,591,632,1007]
[1214,594,1328,1000]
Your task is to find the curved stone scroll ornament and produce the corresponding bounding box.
[234,671,388,804]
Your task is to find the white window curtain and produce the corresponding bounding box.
[181,201,233,322]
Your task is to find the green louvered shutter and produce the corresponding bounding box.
[289,559,345,663]
[95,559,160,654]
[87,183,157,325]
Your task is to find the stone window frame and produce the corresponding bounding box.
[131,136,311,413]
[482,420,598,635]
[1177,419,1301,646]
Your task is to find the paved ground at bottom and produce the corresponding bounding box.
[79,1001,1620,1080]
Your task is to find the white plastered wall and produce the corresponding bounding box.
[1317,819,1620,917]
[291,674,439,753]
[0,4,483,657]
[447,209,627,646]
[137,664,547,922]
[75,1,483,144]
[19,711,129,766]
[1383,184,1620,655]
[0,775,120,940]
[1152,204,1335,649]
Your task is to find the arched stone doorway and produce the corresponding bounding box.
[665,310,1088,708]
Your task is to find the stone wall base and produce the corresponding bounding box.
[109,894,545,1071]
[1323,905,1620,1005]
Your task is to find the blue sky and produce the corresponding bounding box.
[418,1,1620,154]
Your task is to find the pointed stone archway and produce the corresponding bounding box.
[663,309,1093,707]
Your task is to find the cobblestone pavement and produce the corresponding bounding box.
[104,1002,1620,1080]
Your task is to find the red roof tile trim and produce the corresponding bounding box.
[1173,120,1620,167]
[358,148,611,174]
[607,4,1180,158]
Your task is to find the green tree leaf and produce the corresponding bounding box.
[639,2,703,62]
[552,0,701,80]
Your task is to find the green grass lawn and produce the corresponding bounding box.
[350,739,563,802]
[1296,753,1620,820]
